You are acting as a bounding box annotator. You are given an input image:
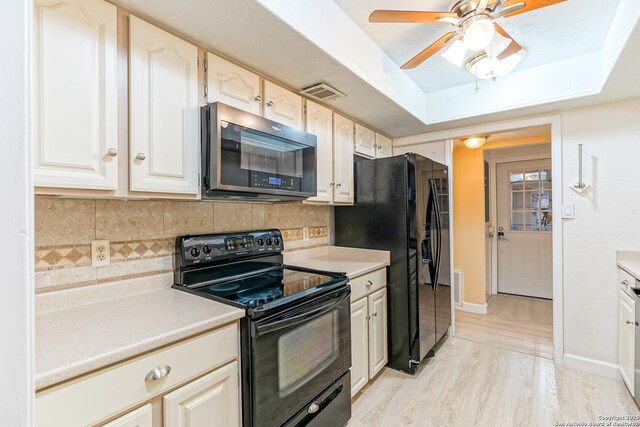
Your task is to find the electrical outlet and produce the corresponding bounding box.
[303,227,309,241]
[91,240,110,267]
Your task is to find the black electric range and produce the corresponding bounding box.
[173,229,352,427]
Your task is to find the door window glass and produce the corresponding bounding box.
[509,168,552,232]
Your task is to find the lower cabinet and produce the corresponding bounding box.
[104,404,153,427]
[619,287,636,395]
[164,362,239,427]
[349,268,388,397]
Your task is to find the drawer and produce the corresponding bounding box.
[36,323,238,427]
[620,268,636,295]
[350,268,387,301]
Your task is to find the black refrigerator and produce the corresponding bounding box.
[335,153,451,374]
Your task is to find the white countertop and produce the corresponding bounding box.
[617,251,640,281]
[36,288,244,390]
[284,246,390,279]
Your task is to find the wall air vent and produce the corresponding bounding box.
[300,83,345,101]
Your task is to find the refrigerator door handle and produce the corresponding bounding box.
[430,180,442,289]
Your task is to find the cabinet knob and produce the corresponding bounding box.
[373,312,378,318]
[365,315,371,320]
[626,320,635,325]
[267,100,274,107]
[106,148,118,157]
[622,280,630,285]
[366,280,373,287]
[145,365,171,382]
[329,182,335,186]
[255,95,262,102]
[336,183,342,188]
[135,153,146,161]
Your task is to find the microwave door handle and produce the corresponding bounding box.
[255,291,350,337]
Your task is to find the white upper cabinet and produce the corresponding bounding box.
[263,81,303,130]
[33,0,118,190]
[305,101,333,203]
[375,133,393,158]
[354,124,376,158]
[129,16,199,195]
[333,113,354,204]
[206,53,261,115]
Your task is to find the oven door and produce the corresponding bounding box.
[250,287,351,427]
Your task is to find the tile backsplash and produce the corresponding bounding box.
[35,197,331,293]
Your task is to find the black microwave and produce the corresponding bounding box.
[201,102,317,200]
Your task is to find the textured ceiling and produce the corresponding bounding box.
[453,124,551,147]
[333,0,622,93]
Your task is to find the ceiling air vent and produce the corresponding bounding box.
[300,83,345,101]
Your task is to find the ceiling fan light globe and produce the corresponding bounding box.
[487,32,512,59]
[463,19,495,51]
[442,40,468,67]
[465,49,526,80]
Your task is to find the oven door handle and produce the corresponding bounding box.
[254,289,350,337]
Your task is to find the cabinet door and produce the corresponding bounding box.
[129,16,199,195]
[619,289,636,395]
[333,113,354,204]
[368,288,388,379]
[263,81,303,130]
[33,0,118,190]
[375,133,393,158]
[350,297,369,397]
[103,404,152,427]
[305,101,333,203]
[206,53,261,115]
[164,362,240,427]
[354,124,376,158]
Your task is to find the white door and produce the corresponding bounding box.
[129,16,199,195]
[103,404,152,427]
[375,133,392,158]
[206,53,261,115]
[367,288,388,379]
[333,113,354,204]
[354,124,376,158]
[263,81,303,130]
[305,101,333,203]
[164,362,240,427]
[33,0,119,190]
[350,297,369,397]
[619,290,636,394]
[496,160,552,298]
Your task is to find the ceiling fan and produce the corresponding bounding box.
[370,0,567,70]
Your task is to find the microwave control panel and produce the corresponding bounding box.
[251,171,300,191]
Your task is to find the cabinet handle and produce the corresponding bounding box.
[373,312,378,318]
[627,320,635,325]
[329,182,335,186]
[365,315,371,320]
[145,365,171,382]
[255,95,262,102]
[267,101,274,107]
[135,153,146,161]
[336,183,342,188]
[622,280,629,285]
[106,148,118,157]
[366,280,373,287]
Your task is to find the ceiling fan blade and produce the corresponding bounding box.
[494,24,522,59]
[369,10,458,24]
[491,2,525,19]
[502,0,567,18]
[401,32,457,69]
[477,0,490,14]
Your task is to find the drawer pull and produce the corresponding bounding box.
[622,280,630,285]
[366,280,373,287]
[145,365,171,382]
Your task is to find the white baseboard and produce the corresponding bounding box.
[458,301,488,314]
[563,353,621,380]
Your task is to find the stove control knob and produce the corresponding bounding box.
[266,237,273,246]
[274,237,280,246]
[257,238,264,246]
[202,245,212,255]
[190,247,200,258]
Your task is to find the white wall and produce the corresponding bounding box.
[561,98,640,375]
[0,0,34,425]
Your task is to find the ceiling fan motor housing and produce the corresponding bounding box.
[449,0,501,17]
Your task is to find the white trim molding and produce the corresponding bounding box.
[458,302,488,315]
[564,354,621,380]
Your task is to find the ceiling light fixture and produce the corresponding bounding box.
[466,49,526,80]
[463,136,488,149]
[462,16,495,51]
[442,39,468,67]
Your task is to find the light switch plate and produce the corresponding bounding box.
[561,203,575,219]
[91,240,111,267]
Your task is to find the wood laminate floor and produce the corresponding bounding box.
[455,294,554,359]
[351,294,639,426]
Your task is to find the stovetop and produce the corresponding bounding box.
[173,230,348,317]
